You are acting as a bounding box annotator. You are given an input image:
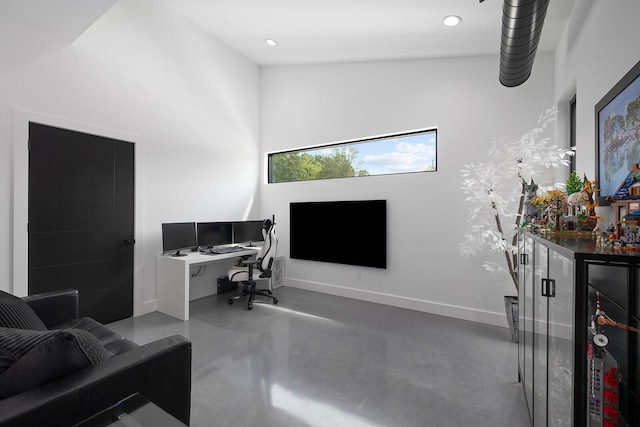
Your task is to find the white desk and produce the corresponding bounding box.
[156,248,259,321]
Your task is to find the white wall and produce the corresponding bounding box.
[1,0,261,314]
[260,54,557,327]
[555,0,640,228]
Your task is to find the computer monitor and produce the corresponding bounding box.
[233,220,264,246]
[162,222,197,257]
[197,222,233,249]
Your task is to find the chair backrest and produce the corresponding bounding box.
[257,219,277,272]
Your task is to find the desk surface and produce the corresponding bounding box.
[158,247,260,265]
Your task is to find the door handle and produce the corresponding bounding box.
[123,239,136,245]
[541,278,556,298]
[547,279,556,298]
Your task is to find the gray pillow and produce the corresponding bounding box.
[0,347,13,376]
[0,291,46,330]
[0,327,111,397]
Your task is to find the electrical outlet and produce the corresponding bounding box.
[356,271,362,280]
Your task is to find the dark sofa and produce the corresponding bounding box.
[0,289,191,426]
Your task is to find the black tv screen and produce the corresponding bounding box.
[290,200,386,269]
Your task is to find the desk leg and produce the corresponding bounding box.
[156,258,189,321]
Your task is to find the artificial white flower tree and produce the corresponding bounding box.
[460,106,574,291]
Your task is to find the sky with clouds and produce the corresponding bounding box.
[307,131,436,175]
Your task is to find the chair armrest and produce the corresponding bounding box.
[0,335,192,426]
[259,270,272,279]
[239,259,259,266]
[22,289,79,328]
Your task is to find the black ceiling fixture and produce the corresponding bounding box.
[498,0,550,87]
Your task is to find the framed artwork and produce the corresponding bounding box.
[595,58,640,205]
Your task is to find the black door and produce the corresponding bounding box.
[28,122,135,323]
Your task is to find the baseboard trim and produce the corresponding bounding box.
[135,299,157,317]
[286,278,509,328]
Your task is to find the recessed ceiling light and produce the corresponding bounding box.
[265,38,278,46]
[443,15,462,27]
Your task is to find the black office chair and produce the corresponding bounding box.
[227,217,279,310]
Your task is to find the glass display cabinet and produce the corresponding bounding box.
[518,231,639,427]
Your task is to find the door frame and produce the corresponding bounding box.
[12,108,149,316]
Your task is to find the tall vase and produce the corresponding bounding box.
[504,295,519,343]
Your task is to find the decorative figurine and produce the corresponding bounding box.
[523,179,540,224]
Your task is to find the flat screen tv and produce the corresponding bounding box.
[290,200,386,269]
[162,222,197,257]
[233,220,264,245]
[197,222,233,249]
[595,58,640,205]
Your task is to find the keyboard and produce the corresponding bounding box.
[208,246,246,254]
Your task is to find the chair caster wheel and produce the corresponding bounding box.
[247,304,253,310]
[273,298,278,304]
[228,299,233,305]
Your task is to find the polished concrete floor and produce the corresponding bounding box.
[108,287,531,427]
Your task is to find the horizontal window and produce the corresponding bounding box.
[268,129,437,183]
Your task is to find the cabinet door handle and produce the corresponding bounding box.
[541,278,556,298]
[520,254,528,265]
[548,279,556,298]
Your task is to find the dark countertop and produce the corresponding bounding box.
[522,229,640,261]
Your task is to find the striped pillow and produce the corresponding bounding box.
[0,291,46,330]
[0,327,111,397]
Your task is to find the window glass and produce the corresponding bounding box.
[268,129,436,183]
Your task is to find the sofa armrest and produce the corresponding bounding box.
[0,335,192,426]
[22,289,79,328]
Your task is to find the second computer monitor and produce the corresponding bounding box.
[197,222,233,248]
[233,220,264,245]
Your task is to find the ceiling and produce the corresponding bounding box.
[159,0,577,66]
[0,0,576,72]
[0,0,117,75]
